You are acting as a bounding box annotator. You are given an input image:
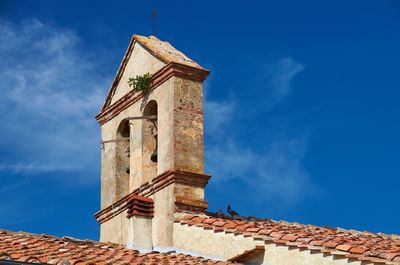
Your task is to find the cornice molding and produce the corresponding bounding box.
[126,195,154,219]
[95,62,209,125]
[94,170,211,224]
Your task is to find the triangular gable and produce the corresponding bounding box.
[99,35,206,113]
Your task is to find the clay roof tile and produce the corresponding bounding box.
[176,213,400,265]
[0,229,236,265]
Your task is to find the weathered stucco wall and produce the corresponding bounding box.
[127,216,153,249]
[173,223,375,265]
[101,78,172,205]
[263,243,368,265]
[101,107,134,209]
[173,78,204,174]
[100,74,205,207]
[100,209,129,244]
[100,74,205,245]
[110,43,165,105]
[152,185,175,248]
[99,36,208,250]
[173,222,257,259]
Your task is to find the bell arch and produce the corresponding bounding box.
[142,100,158,184]
[115,119,130,200]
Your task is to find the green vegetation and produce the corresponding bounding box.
[127,73,151,92]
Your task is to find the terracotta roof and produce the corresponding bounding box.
[133,35,206,70]
[176,213,400,265]
[0,229,234,265]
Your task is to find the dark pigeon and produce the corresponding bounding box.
[216,208,224,218]
[227,204,239,218]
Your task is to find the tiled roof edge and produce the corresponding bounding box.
[0,228,237,265]
[176,213,400,265]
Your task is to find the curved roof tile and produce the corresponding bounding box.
[176,213,400,265]
[0,229,234,265]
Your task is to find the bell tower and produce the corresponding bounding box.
[95,35,210,250]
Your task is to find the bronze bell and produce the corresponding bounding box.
[151,133,158,162]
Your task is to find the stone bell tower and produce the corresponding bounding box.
[94,35,210,250]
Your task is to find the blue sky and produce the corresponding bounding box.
[1,0,399,240]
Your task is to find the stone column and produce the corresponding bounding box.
[126,195,154,250]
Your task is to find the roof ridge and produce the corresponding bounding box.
[132,34,206,70]
[201,210,400,239]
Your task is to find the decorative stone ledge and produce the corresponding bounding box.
[96,62,209,125]
[95,170,211,224]
[126,195,154,219]
[175,195,209,213]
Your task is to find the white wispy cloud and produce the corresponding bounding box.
[265,56,304,103]
[204,98,235,136]
[0,19,111,176]
[0,163,74,174]
[204,56,311,203]
[0,19,108,226]
[205,136,312,203]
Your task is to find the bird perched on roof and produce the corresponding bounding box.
[227,204,239,218]
[216,208,224,218]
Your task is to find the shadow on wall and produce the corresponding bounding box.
[142,100,158,184]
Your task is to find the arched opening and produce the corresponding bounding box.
[115,119,130,200]
[142,100,158,183]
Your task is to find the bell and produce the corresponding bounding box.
[151,133,158,162]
